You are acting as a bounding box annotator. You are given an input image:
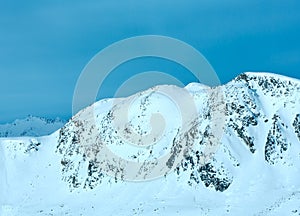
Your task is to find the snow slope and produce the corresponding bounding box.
[0,116,66,137]
[1,72,300,216]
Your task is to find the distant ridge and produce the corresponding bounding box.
[0,115,66,137]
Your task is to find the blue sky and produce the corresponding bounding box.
[1,0,300,123]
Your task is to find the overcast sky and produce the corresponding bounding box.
[1,0,300,122]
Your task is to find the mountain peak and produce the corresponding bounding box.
[1,72,300,215]
[234,71,300,84]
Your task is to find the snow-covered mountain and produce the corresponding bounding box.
[0,116,66,137]
[1,72,300,215]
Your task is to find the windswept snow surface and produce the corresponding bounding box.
[1,72,300,215]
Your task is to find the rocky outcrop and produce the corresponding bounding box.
[54,72,300,192]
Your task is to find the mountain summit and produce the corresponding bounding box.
[1,72,300,215]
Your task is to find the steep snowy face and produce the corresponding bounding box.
[56,84,224,188]
[56,72,300,192]
[225,72,300,163]
[0,116,65,137]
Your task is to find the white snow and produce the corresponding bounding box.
[1,72,300,215]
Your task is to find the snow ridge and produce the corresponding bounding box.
[0,116,66,137]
